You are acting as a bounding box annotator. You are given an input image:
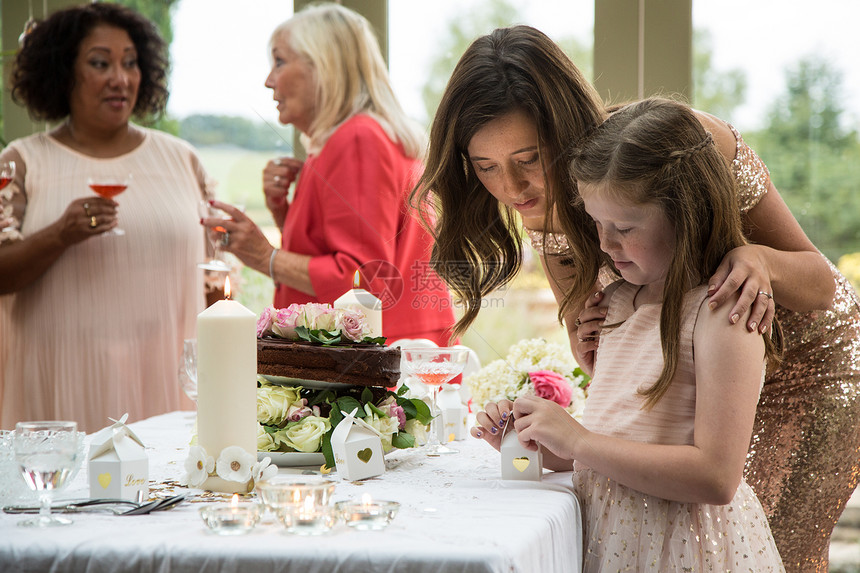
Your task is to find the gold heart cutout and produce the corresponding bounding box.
[357,448,373,463]
[448,433,456,442]
[512,457,530,472]
[97,472,112,489]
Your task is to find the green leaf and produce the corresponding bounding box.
[391,431,415,449]
[409,398,433,425]
[396,384,410,397]
[336,396,363,417]
[367,402,387,418]
[295,325,311,341]
[360,386,374,404]
[321,427,335,470]
[360,335,387,346]
[309,329,342,345]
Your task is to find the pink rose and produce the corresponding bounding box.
[272,304,302,339]
[256,306,276,337]
[336,309,370,342]
[528,370,573,408]
[379,396,406,429]
[300,303,337,331]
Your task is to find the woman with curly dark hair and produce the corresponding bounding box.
[0,3,215,432]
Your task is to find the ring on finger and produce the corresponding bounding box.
[574,318,581,327]
[89,215,98,228]
[757,290,773,300]
[83,202,91,216]
[274,175,282,183]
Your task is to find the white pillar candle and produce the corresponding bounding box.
[196,293,257,493]
[334,271,383,339]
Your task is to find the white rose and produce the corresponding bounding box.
[281,416,331,453]
[404,419,428,446]
[257,385,300,425]
[257,424,277,452]
[364,411,399,452]
[300,303,336,331]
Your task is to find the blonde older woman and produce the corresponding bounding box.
[208,3,454,344]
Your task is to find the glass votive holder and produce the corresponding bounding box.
[335,499,400,531]
[199,500,261,535]
[281,503,337,535]
[255,475,337,519]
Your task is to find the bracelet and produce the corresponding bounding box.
[268,247,279,285]
[524,228,570,255]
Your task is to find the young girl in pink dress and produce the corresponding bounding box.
[473,98,784,571]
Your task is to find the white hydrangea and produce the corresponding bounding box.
[466,338,587,419]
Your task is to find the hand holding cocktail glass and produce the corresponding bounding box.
[87,174,130,236]
[198,200,251,272]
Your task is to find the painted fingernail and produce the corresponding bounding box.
[730,313,739,324]
[760,324,768,334]
[498,418,506,428]
[708,301,717,311]
[208,199,214,205]
[500,411,508,420]
[475,430,482,438]
[489,427,498,435]
[749,322,757,332]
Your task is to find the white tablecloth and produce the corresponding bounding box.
[0,411,582,573]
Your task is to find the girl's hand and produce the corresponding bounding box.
[574,291,606,376]
[262,157,302,213]
[57,197,118,244]
[707,245,775,334]
[512,395,581,460]
[470,399,514,451]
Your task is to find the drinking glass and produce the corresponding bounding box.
[0,160,15,191]
[401,347,470,456]
[88,174,130,236]
[13,421,80,527]
[197,201,232,272]
[181,339,198,403]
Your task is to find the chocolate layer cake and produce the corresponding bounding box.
[257,337,401,388]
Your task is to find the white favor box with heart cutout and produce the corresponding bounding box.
[88,414,149,502]
[331,408,385,481]
[436,385,468,443]
[500,427,542,481]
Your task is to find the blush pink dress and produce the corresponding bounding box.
[0,129,212,432]
[573,282,784,571]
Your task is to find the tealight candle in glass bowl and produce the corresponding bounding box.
[335,494,400,531]
[199,494,261,535]
[255,475,337,535]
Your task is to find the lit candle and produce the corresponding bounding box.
[335,493,400,530]
[199,494,261,535]
[333,270,383,338]
[196,277,257,493]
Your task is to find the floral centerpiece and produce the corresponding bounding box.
[257,302,385,346]
[255,302,431,469]
[465,338,589,418]
[256,377,431,469]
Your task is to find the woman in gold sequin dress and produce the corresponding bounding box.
[413,26,860,572]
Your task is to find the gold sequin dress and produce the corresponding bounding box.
[730,126,860,572]
[574,282,784,572]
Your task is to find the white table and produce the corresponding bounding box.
[0,411,582,573]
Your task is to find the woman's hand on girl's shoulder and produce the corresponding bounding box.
[707,245,775,335]
[471,399,513,451]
